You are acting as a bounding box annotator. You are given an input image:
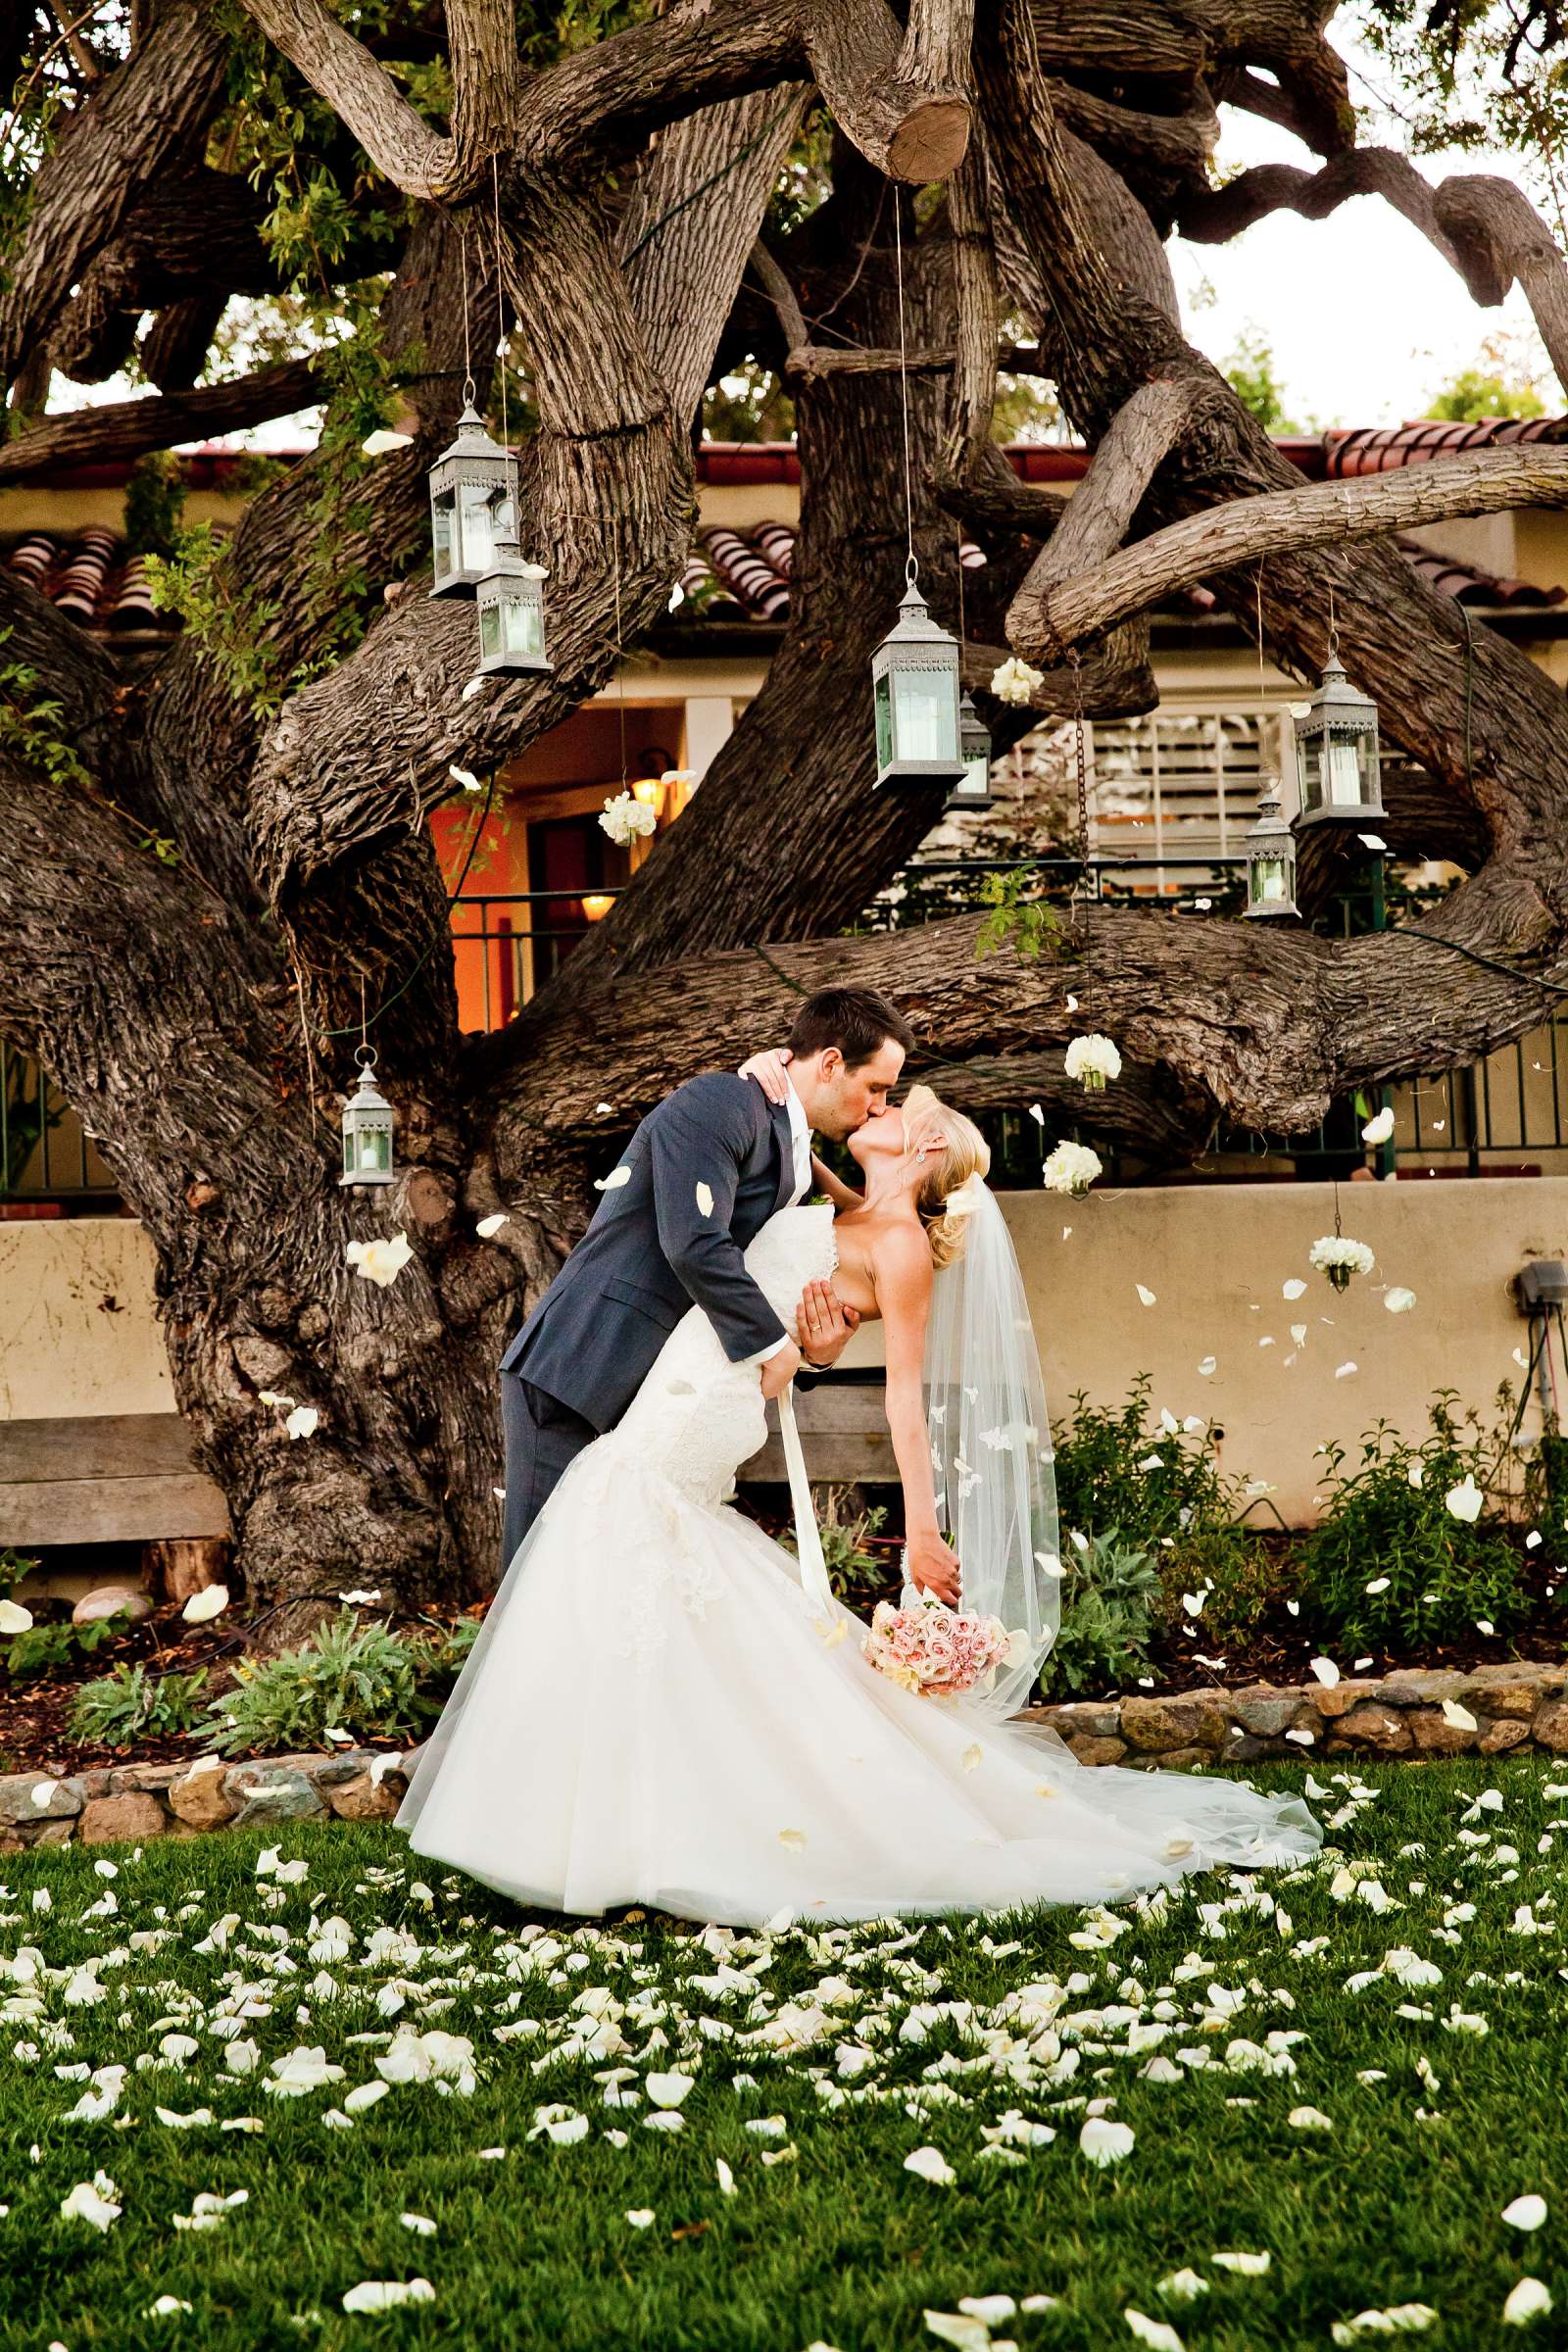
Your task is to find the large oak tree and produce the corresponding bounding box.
[3,0,1568,1633]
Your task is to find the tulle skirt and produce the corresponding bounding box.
[393,1446,1322,1929]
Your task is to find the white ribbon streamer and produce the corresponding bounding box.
[776,1383,836,1617]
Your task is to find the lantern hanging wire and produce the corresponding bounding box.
[1243,561,1298,921]
[951,522,994,808]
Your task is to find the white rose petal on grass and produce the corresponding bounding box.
[715,2159,736,2197]
[1123,2311,1185,2352]
[695,1182,714,1218]
[146,2294,195,2318]
[624,2209,656,2229]
[345,1232,414,1288]
[341,2279,436,2314]
[1211,2251,1271,2277]
[1079,2117,1135,2167]
[956,2297,1017,2328]
[646,2072,695,2109]
[283,1405,319,1442]
[904,2145,957,2186]
[594,1166,632,1193]
[924,2314,991,2352]
[1156,2271,1208,2304]
[1288,2106,1335,2132]
[400,2214,437,2236]
[181,1585,229,1626]
[1331,2307,1439,2342]
[1502,2278,1553,2326]
[475,1212,509,1239]
[1502,2195,1548,2232]
[61,2178,122,2230]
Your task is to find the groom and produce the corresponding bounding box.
[499,985,915,1570]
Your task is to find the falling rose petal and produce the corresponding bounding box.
[181,1585,229,1625]
[1198,1355,1216,1377]
[594,1166,632,1193]
[1335,1362,1358,1379]
[460,673,487,702]
[1442,1699,1479,1731]
[448,764,482,792]
[1283,1278,1307,1299]
[1028,1103,1045,1125]
[1385,1287,1417,1313]
[961,1744,984,1772]
[1181,1592,1205,1618]
[1476,1618,1494,1635]
[1361,1107,1395,1145]
[361,428,414,456]
[283,1405,319,1441]
[1065,995,1079,1012]
[1290,1323,1308,1346]
[1358,832,1388,850]
[695,1182,714,1218]
[345,1232,414,1287]
[476,1212,509,1239]
[1035,1552,1064,1579]
[1136,1285,1156,1306]
[1526,1531,1543,1549]
[1364,1577,1391,1594]
[1309,1657,1341,1687]
[777,1828,806,1850]
[1446,1475,1483,1523]
[0,1599,34,1634]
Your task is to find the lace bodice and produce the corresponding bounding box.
[604,1202,837,1509]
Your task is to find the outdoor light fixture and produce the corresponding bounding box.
[475,528,550,675]
[1243,776,1299,920]
[1293,644,1384,826]
[871,577,966,789]
[947,693,995,810]
[340,1047,395,1187]
[427,400,515,600]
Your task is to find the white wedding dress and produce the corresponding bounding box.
[394,1204,1322,1926]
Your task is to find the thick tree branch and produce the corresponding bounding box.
[0,360,322,484]
[0,0,228,386]
[1009,445,1568,662]
[233,0,454,196]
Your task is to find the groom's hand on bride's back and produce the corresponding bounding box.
[795,1279,858,1368]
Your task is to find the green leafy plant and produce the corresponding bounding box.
[5,1606,132,1684]
[781,1487,891,1603]
[1298,1394,1531,1653]
[975,868,1065,961]
[1050,1375,1265,1577]
[68,1663,211,1748]
[1040,1525,1164,1696]
[0,626,93,789]
[0,1548,35,1603]
[204,1608,478,1757]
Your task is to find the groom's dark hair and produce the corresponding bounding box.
[788,986,914,1069]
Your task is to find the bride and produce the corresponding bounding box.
[394,1085,1321,1926]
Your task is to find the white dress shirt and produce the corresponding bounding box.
[757,1074,813,1363]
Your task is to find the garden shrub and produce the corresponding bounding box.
[7,1606,133,1684]
[1297,1394,1531,1653]
[203,1608,479,1758]
[785,1487,892,1603]
[68,1663,210,1747]
[1039,1527,1164,1696]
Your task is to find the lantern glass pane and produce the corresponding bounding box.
[431,493,455,582]
[357,1125,391,1173]
[893,668,958,763]
[1298,739,1323,813]
[1326,737,1364,806]
[1250,855,1290,906]
[479,601,501,661]
[957,750,991,799]
[503,593,543,659]
[458,480,496,576]
[873,671,893,771]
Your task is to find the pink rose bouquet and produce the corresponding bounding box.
[861,1595,1021,1698]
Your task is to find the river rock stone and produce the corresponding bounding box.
[223,1766,327,1828]
[77,1792,168,1844]
[323,1770,402,1821]
[1456,1663,1567,1721]
[1231,1690,1305,1738]
[111,1761,188,1793]
[1408,1706,1477,1756]
[1066,1735,1128,1767]
[1377,1669,1471,1707]
[1329,1703,1413,1754]
[1532,1697,1568,1752]
[1480,1719,1533,1754]
[0,1775,82,1827]
[167,1760,241,1829]
[1118,1695,1228,1753]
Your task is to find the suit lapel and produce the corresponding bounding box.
[768,1096,797,1215]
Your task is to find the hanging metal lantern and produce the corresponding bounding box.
[340,1047,395,1187]
[1293,647,1384,826]
[1243,776,1299,920]
[871,576,966,789]
[475,530,550,675]
[427,400,515,601]
[947,693,995,810]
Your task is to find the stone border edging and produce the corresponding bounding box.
[1025,1660,1568,1765]
[3,1661,1566,1849]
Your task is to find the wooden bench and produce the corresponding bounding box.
[739,1374,896,1486]
[0,1415,231,1548]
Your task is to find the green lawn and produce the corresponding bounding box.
[1,1760,1565,2351]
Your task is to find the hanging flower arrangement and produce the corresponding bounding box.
[1308,1235,1375,1291]
[1064,1035,1121,1093]
[1043,1140,1102,1198]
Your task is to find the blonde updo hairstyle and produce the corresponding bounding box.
[901,1084,990,1271]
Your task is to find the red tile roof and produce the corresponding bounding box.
[4,527,161,629]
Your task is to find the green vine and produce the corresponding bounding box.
[974,867,1066,961]
[0,627,91,789]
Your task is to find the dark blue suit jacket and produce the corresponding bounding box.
[500,1072,796,1432]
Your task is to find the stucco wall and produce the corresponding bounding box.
[5,1181,1564,1525]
